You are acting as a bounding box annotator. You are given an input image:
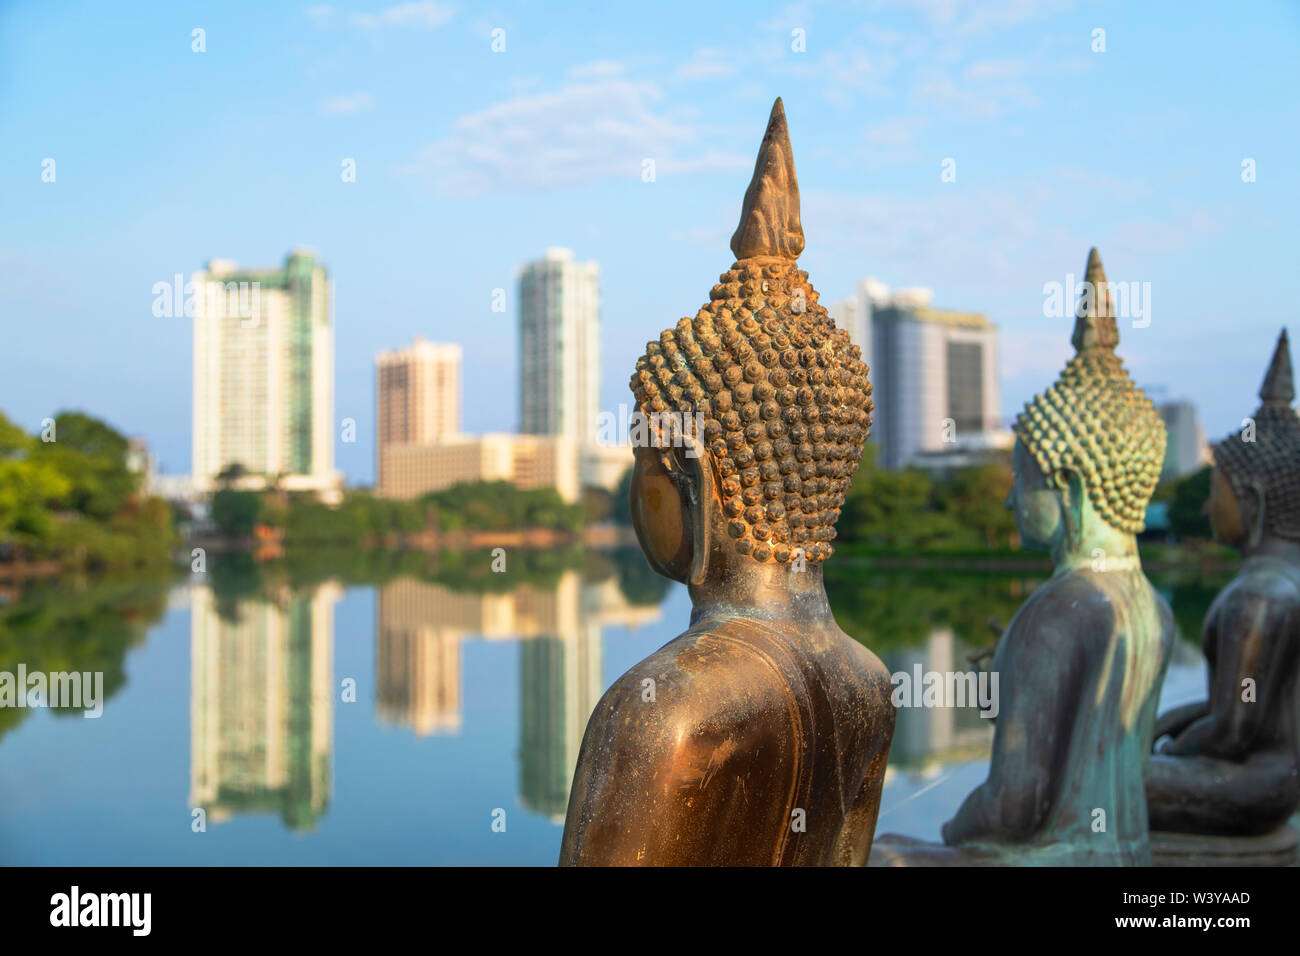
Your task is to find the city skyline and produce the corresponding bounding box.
[5,1,1298,487]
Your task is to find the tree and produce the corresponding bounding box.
[1167,465,1213,541]
[45,411,129,463]
[0,412,32,456]
[611,466,634,526]
[836,445,1017,552]
[583,486,614,524]
[0,457,70,539]
[839,445,949,549]
[211,489,262,537]
[216,463,249,488]
[936,457,1016,550]
[28,412,136,519]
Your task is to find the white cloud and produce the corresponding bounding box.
[1109,210,1219,257]
[675,48,736,81]
[400,80,749,196]
[568,60,624,80]
[963,58,1028,81]
[859,23,910,48]
[1050,167,1146,203]
[864,115,926,147]
[806,188,1050,288]
[999,329,1072,381]
[318,92,375,115]
[817,47,897,106]
[304,4,336,27]
[880,0,1074,37]
[912,69,1038,120]
[349,1,455,30]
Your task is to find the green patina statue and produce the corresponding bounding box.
[1146,330,1300,861]
[874,248,1175,865]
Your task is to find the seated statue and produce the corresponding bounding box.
[875,249,1175,866]
[1146,329,1300,846]
[558,98,896,866]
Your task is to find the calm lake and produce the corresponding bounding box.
[0,548,1221,865]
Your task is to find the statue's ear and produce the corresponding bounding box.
[1245,478,1267,549]
[671,433,717,587]
[1057,468,1085,549]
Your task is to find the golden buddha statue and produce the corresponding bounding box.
[874,248,1176,866]
[1146,329,1300,857]
[558,98,896,867]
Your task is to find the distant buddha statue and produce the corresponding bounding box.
[1146,330,1300,858]
[873,248,1175,866]
[558,98,896,867]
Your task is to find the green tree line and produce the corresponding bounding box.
[835,445,1018,552]
[0,410,175,572]
[209,479,587,544]
[607,444,1219,553]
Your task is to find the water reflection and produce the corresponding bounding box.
[374,572,660,820]
[881,628,994,770]
[0,576,171,744]
[190,583,338,830]
[0,551,1230,863]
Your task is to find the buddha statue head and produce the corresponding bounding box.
[627,98,873,588]
[1009,248,1166,557]
[1208,329,1300,549]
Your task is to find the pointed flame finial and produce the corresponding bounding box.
[1071,246,1120,354]
[729,97,804,261]
[1259,328,1294,407]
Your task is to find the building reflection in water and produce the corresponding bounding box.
[881,627,994,774]
[376,571,661,821]
[189,583,339,830]
[188,573,1001,829]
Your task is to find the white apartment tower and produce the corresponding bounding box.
[192,250,339,498]
[518,248,600,445]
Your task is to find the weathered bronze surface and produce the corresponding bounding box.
[874,249,1175,866]
[558,98,896,866]
[1146,330,1300,840]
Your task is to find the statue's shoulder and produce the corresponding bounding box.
[1209,558,1300,625]
[593,621,808,748]
[1238,556,1300,601]
[835,626,896,695]
[1006,572,1114,647]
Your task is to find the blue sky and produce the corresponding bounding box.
[3,0,1298,485]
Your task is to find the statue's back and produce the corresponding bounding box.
[1032,571,1173,862]
[559,616,894,866]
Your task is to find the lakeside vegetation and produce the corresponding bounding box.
[838,445,1016,550]
[833,445,1220,555]
[1,403,1226,583]
[0,411,176,574]
[209,479,587,545]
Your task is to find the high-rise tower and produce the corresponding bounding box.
[191,250,339,499]
[517,248,600,445]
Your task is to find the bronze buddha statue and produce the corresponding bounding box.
[874,248,1175,866]
[558,98,896,866]
[1146,329,1300,849]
